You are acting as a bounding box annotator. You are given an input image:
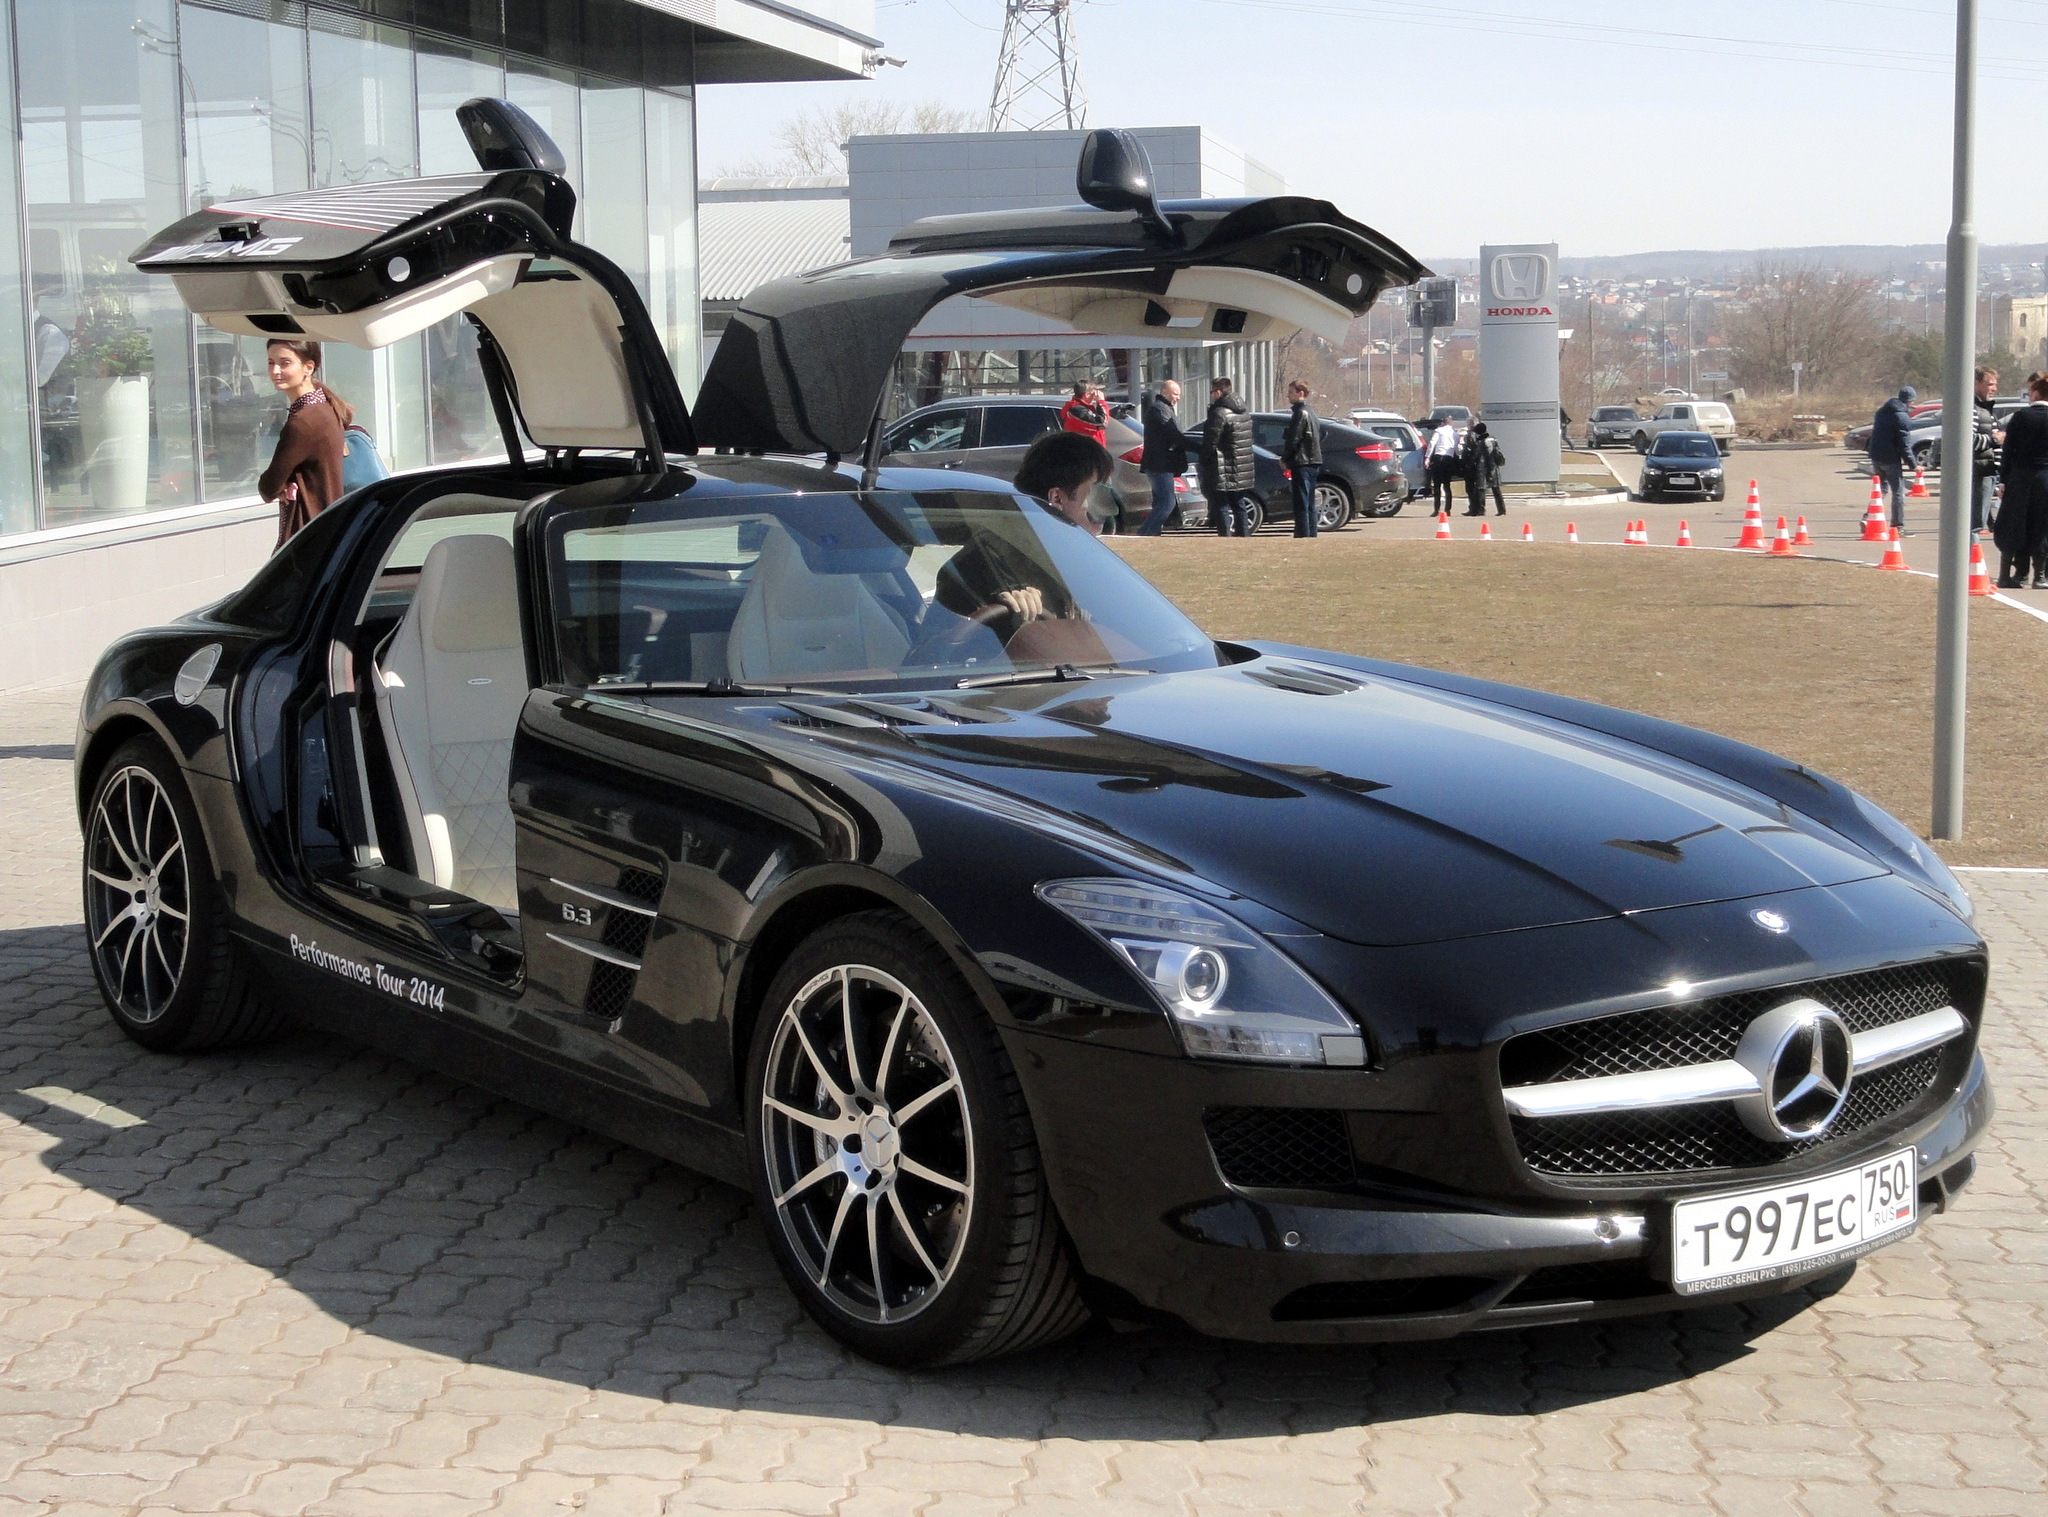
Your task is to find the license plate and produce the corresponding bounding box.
[1667,473,1697,486]
[1670,1147,1917,1294]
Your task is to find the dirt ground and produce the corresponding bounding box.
[1111,535,2048,867]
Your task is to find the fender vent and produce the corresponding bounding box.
[1204,1107,1355,1187]
[580,865,665,1020]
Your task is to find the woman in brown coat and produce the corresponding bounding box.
[258,337,349,547]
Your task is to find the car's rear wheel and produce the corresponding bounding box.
[1633,432,1651,452]
[746,911,1089,1366]
[1313,478,1352,530]
[83,737,286,1052]
[1238,495,1267,534]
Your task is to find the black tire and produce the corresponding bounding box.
[1239,495,1267,534]
[744,910,1089,1367]
[1313,478,1352,531]
[83,737,287,1053]
[1634,432,1650,453]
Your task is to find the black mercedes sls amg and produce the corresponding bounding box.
[75,109,1990,1366]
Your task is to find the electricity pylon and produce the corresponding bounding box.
[988,0,1087,131]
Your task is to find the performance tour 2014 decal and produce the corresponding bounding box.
[289,934,447,1012]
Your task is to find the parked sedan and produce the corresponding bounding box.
[97,110,1989,1370]
[1584,405,1640,448]
[1637,430,1727,501]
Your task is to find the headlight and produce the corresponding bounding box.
[1037,879,1367,1065]
[1703,467,1724,476]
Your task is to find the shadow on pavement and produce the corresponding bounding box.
[0,919,1844,1437]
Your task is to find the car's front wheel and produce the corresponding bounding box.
[746,911,1089,1366]
[1633,432,1651,452]
[83,737,286,1052]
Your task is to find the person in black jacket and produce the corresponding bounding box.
[1282,380,1324,538]
[1136,378,1188,536]
[1993,372,2048,588]
[1971,364,2005,535]
[1868,385,1917,532]
[1199,377,1256,537]
[1461,420,1507,515]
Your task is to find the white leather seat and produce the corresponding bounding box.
[374,534,527,911]
[727,523,910,682]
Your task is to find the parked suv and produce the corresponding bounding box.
[1348,408,1426,496]
[1249,412,1407,522]
[880,395,1151,523]
[1584,405,1640,448]
[1634,401,1736,453]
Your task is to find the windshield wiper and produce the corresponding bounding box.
[590,679,847,698]
[954,663,1145,690]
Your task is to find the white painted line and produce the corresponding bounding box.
[1952,866,2048,874]
[17,1086,148,1128]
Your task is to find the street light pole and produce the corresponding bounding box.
[1933,0,1978,840]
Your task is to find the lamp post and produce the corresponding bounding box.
[1932,0,1977,840]
[1791,360,1804,399]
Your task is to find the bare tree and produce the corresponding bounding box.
[719,99,979,177]
[1724,262,1884,394]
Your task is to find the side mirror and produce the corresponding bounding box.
[458,97,567,174]
[1076,128,1175,242]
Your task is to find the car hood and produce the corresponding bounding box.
[866,661,1888,946]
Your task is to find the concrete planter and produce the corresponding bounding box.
[79,374,152,514]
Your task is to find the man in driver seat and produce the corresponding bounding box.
[933,431,1113,649]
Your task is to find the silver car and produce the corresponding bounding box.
[880,395,1152,521]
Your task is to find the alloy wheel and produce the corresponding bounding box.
[1313,482,1349,531]
[759,964,975,1324]
[85,765,191,1024]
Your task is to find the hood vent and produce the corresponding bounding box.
[774,696,1011,732]
[1243,665,1365,697]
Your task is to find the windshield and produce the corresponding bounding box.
[1650,435,1720,459]
[542,488,1222,692]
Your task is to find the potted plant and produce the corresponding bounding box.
[73,279,155,514]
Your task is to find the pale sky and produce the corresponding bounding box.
[696,0,2048,262]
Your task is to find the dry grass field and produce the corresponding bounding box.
[1112,535,2048,868]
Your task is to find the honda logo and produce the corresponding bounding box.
[1491,252,1551,302]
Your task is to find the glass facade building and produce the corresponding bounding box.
[0,0,705,538]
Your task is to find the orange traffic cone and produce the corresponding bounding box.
[1566,521,1579,543]
[1768,515,1795,556]
[1861,478,1889,541]
[1793,515,1813,546]
[1677,519,1694,547]
[1520,521,1535,541]
[1478,520,1493,540]
[1878,526,1908,570]
[1631,519,1650,545]
[1969,541,1993,596]
[1737,483,1766,548]
[1435,511,1452,540]
[1908,465,1930,499]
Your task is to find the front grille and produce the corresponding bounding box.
[1513,1049,1944,1177]
[1204,1107,1355,1187]
[1500,962,1957,1087]
[1503,960,1971,1180]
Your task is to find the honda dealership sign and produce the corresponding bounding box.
[1479,242,1560,484]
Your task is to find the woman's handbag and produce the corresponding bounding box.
[342,425,391,493]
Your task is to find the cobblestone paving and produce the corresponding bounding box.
[2,684,2044,1515]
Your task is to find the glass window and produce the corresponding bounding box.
[20,0,198,527]
[505,61,582,199]
[893,410,975,454]
[416,39,501,175]
[580,83,646,300]
[543,490,1222,692]
[643,88,698,398]
[180,3,312,505]
[0,10,34,535]
[981,407,1060,448]
[309,14,425,473]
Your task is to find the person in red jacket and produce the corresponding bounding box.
[1059,381,1108,444]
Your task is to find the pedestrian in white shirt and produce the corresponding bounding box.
[1425,418,1462,514]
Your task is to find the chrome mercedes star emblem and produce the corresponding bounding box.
[1732,998,1854,1142]
[1751,908,1790,934]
